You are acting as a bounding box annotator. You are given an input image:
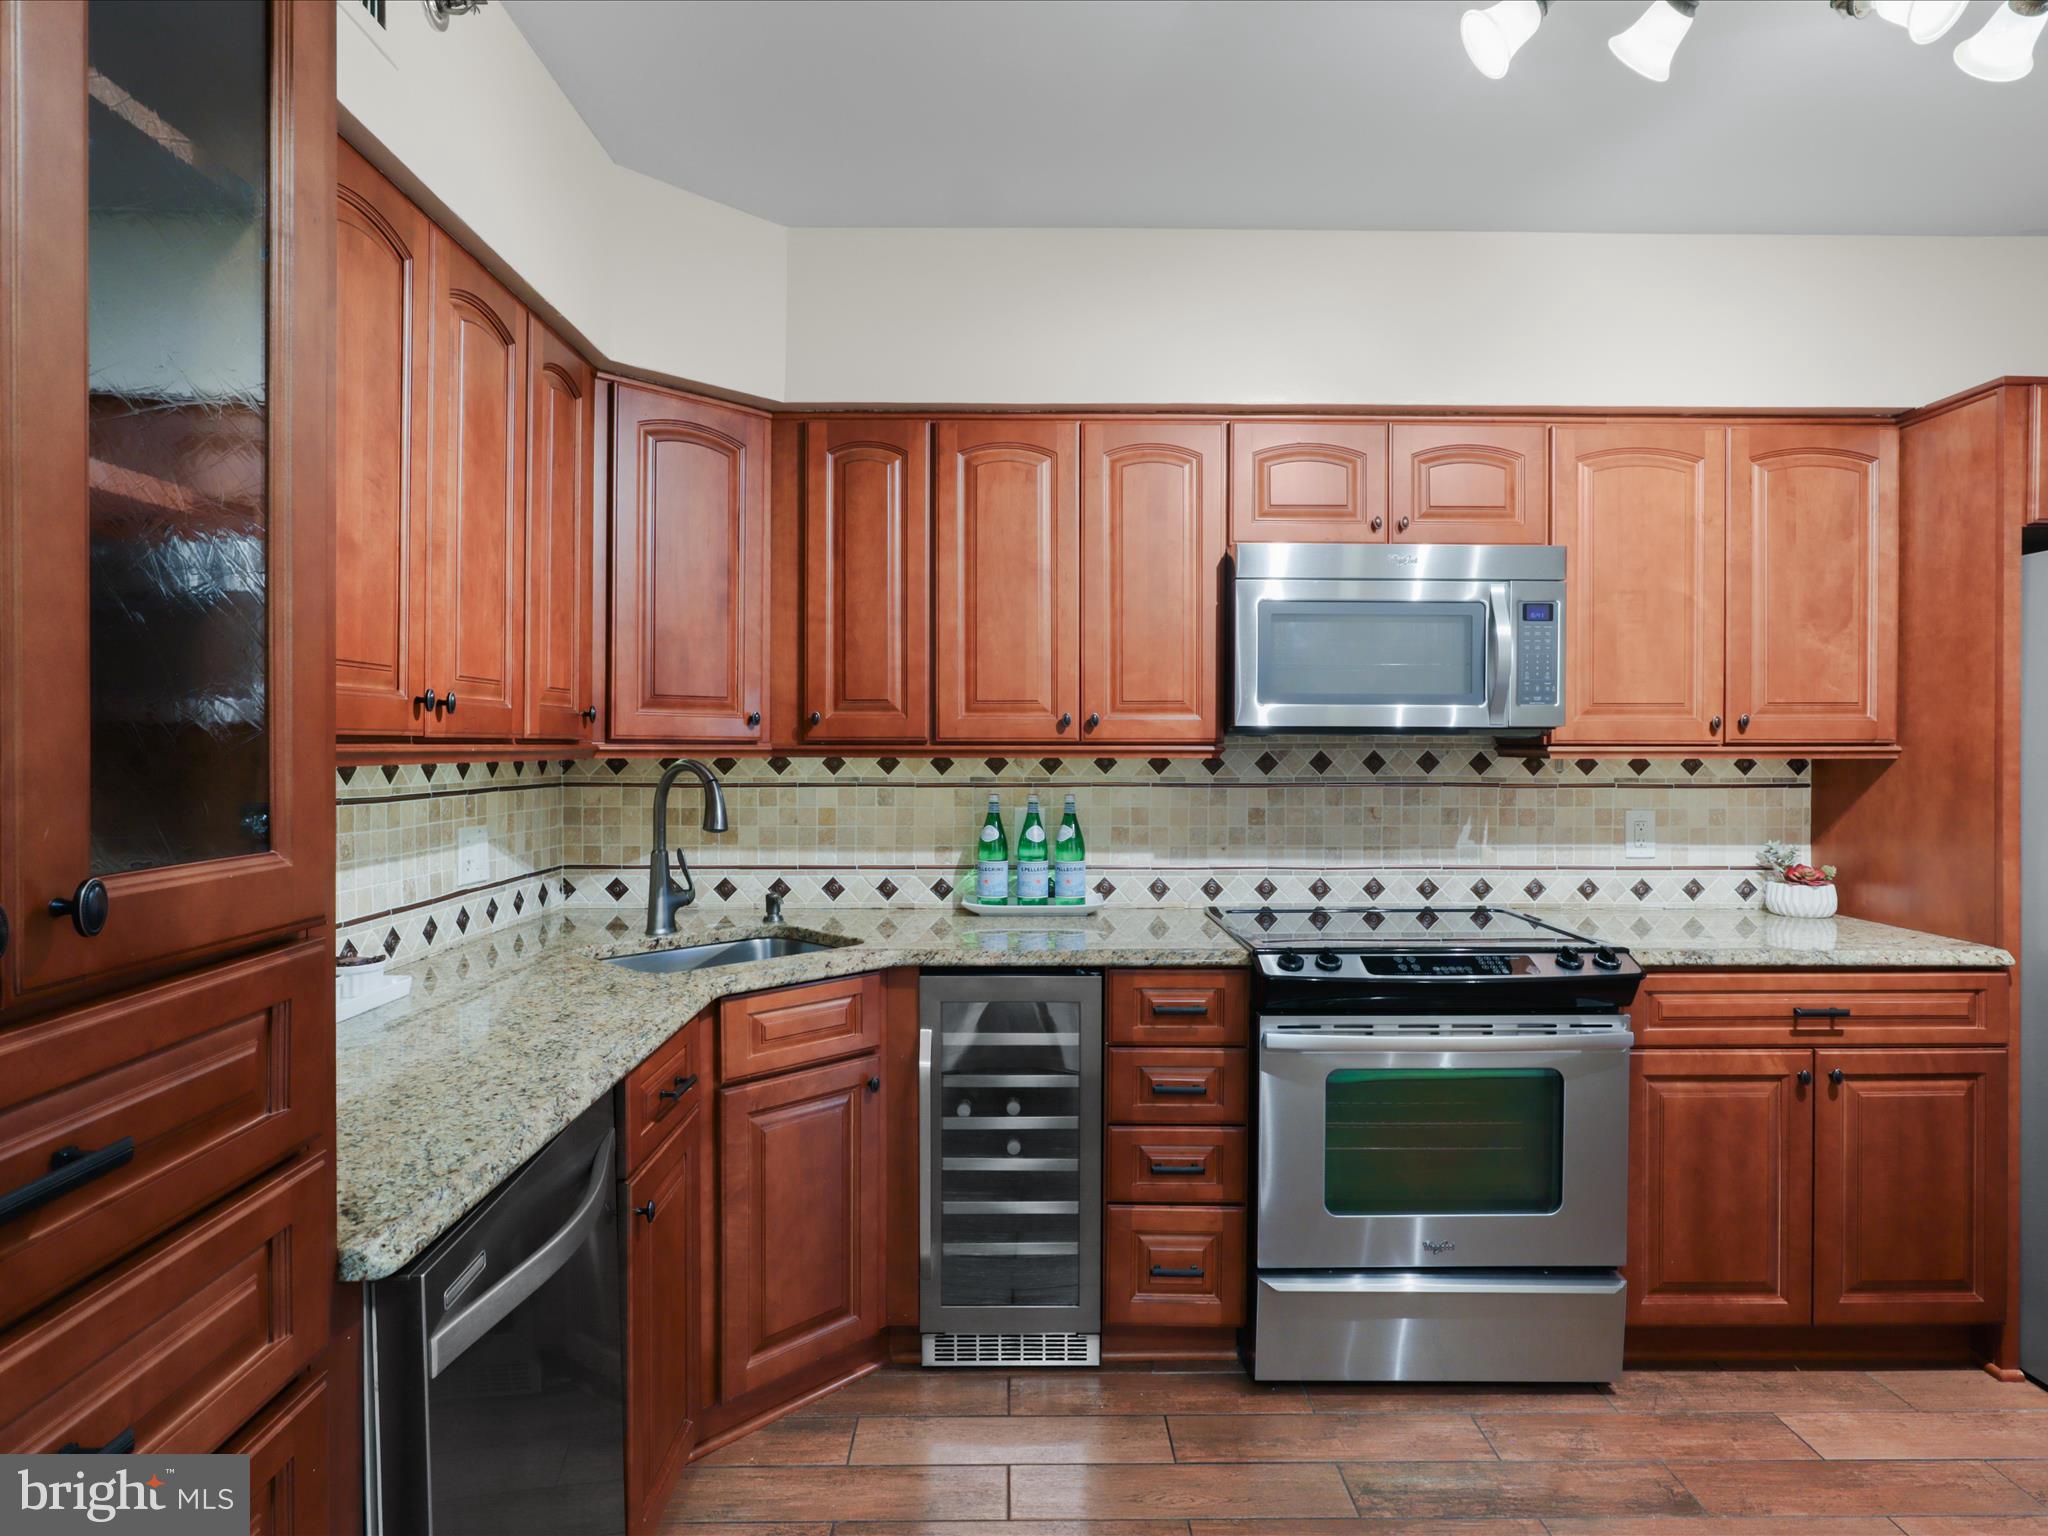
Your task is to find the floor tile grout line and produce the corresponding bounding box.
[1772,1409,1832,1462]
[1982,1456,2048,1506]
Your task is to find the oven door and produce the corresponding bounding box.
[1256,1019,1630,1271]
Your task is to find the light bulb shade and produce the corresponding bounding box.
[1955,0,2048,80]
[1872,0,1968,43]
[1609,0,1695,82]
[1461,0,1545,79]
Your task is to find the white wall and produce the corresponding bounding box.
[335,0,786,400]
[784,229,2048,409]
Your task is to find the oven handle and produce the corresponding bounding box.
[1261,1026,1633,1054]
[917,1026,935,1294]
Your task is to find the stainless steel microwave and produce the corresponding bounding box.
[1232,543,1566,733]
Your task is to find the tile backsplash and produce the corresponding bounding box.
[335,739,1810,962]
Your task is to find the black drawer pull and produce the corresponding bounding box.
[1792,1006,1853,1021]
[1149,1161,1207,1175]
[1829,1067,1846,1086]
[1148,1002,1211,1016]
[657,1074,698,1102]
[0,1138,135,1226]
[60,1428,136,1455]
[1149,1081,1207,1096]
[1150,1264,1204,1279]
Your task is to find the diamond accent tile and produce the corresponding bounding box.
[1416,751,1440,774]
[1631,879,1653,900]
[1417,878,1438,899]
[512,891,524,913]
[1202,757,1225,776]
[1467,752,1492,776]
[714,757,739,774]
[877,757,901,774]
[822,878,845,900]
[1362,751,1386,774]
[338,939,360,962]
[1256,878,1277,899]
[1361,909,1384,929]
[1308,878,1330,900]
[605,758,627,775]
[486,898,500,921]
[1040,758,1062,775]
[382,928,400,957]
[337,765,356,785]
[604,917,630,937]
[380,764,398,783]
[1470,878,1492,900]
[1522,757,1545,776]
[537,885,549,905]
[1253,909,1276,930]
[604,878,629,901]
[1363,878,1385,899]
[1308,908,1331,929]
[455,762,471,779]
[1149,757,1172,775]
[1149,878,1170,900]
[1628,759,1652,776]
[984,758,1009,774]
[1308,750,1333,775]
[1680,759,1704,776]
[714,878,738,901]
[561,879,576,898]
[1095,758,1118,773]
[1684,878,1706,900]
[1094,879,1116,897]
[1737,878,1759,900]
[767,878,791,898]
[1415,909,1438,929]
[822,757,847,775]
[1201,878,1223,899]
[1524,879,1546,900]
[421,916,438,944]
[1577,878,1600,899]
[877,878,899,900]
[1470,908,1492,929]
[930,877,954,899]
[420,763,437,781]
[1789,759,1811,775]
[931,757,955,774]
[455,907,470,933]
[1255,752,1281,775]
[768,756,792,774]
[1575,759,1599,775]
[1734,759,1756,776]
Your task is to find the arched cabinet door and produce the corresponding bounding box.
[1390,422,1549,544]
[523,319,594,742]
[1228,421,1388,543]
[608,384,768,742]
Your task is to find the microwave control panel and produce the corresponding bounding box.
[1514,599,1560,707]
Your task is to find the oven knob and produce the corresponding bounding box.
[1314,949,1343,972]
[1275,951,1305,972]
[1591,947,1623,971]
[1554,947,1583,971]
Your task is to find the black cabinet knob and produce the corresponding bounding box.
[809,710,822,726]
[867,1076,881,1093]
[1709,715,1722,734]
[1397,516,1411,532]
[1796,1069,1813,1086]
[48,878,108,938]
[634,1201,657,1222]
[1370,515,1383,532]
[1057,712,1072,731]
[580,706,598,724]
[1737,713,1750,732]
[1085,712,1100,731]
[413,689,438,713]
[443,691,457,715]
[746,711,761,728]
[1829,1068,1845,1086]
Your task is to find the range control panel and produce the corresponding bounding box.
[1515,599,1560,707]
[1257,945,1634,981]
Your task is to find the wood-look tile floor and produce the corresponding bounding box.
[660,1363,2048,1533]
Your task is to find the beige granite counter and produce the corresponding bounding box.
[336,900,2006,1283]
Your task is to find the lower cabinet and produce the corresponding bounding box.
[718,1051,885,1400]
[1104,1205,1246,1328]
[1628,1045,2006,1328]
[226,1360,334,1536]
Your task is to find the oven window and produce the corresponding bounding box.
[1257,600,1487,706]
[1324,1068,1563,1216]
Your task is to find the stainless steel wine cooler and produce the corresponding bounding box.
[919,972,1103,1366]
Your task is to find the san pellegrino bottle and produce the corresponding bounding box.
[1052,793,1087,905]
[974,794,1009,905]
[1015,794,1050,905]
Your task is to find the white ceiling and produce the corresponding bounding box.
[501,0,2048,234]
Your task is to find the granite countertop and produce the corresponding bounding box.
[336,900,2008,1284]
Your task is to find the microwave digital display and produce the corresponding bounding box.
[1522,602,1555,622]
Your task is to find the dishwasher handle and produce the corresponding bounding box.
[427,1127,616,1378]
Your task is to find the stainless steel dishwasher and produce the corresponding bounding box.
[365,1096,625,1535]
[919,971,1103,1366]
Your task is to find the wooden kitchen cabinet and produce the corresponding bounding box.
[1550,425,1727,747]
[1390,422,1549,543]
[1079,422,1225,745]
[801,418,930,742]
[1228,420,1388,542]
[718,1053,884,1400]
[626,1078,714,1534]
[2028,383,2046,525]
[1727,424,1897,746]
[934,419,1080,743]
[226,1362,335,1536]
[1104,1204,1246,1328]
[523,316,595,741]
[1627,1050,1814,1326]
[1814,1047,2005,1325]
[609,383,769,742]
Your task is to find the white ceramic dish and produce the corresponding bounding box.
[960,894,1105,917]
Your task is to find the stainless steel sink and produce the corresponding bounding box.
[605,936,847,974]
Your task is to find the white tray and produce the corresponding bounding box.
[960,894,1105,916]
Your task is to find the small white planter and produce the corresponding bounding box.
[1763,880,1837,919]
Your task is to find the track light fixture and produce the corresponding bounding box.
[1869,0,1969,43]
[1608,0,1699,81]
[1460,0,1549,79]
[1954,0,2048,80]
[424,0,489,30]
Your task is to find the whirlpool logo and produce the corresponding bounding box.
[4,1456,245,1533]
[1422,1239,1456,1254]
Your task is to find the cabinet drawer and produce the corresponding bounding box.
[0,941,330,1328]
[1108,1048,1248,1125]
[1106,1127,1247,1204]
[1105,1205,1246,1327]
[621,1011,710,1173]
[227,1364,334,1536]
[719,972,883,1083]
[0,1153,331,1454]
[1108,970,1249,1047]
[1636,972,2005,1047]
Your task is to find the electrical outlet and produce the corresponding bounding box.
[458,824,489,885]
[1624,809,1657,861]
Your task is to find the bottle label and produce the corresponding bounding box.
[1053,863,1088,902]
[1023,825,1045,845]
[975,859,1008,902]
[979,825,999,842]
[1016,860,1051,900]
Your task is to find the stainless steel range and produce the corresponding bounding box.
[1210,906,1642,1384]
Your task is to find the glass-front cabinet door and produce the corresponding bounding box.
[1,0,332,1010]
[920,974,1103,1335]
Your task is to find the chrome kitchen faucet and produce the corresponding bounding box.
[645,759,728,937]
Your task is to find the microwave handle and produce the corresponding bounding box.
[1487,581,1514,721]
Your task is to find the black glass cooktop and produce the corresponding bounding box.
[1208,905,1597,951]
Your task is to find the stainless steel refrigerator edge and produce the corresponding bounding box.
[2021,541,2048,1384]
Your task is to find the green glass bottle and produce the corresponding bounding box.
[1052,793,1088,904]
[1015,793,1050,906]
[973,794,1009,905]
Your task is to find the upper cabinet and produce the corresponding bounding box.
[0,0,333,1007]
[1389,423,1548,544]
[934,419,1080,743]
[1229,421,1387,543]
[1550,425,1728,747]
[609,384,769,743]
[1727,424,1897,746]
[523,318,595,741]
[2026,383,2046,525]
[1079,422,1225,745]
[800,419,930,743]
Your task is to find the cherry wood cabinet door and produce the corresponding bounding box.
[1550,425,1727,747]
[609,384,769,742]
[718,1053,883,1400]
[424,229,525,739]
[626,1092,713,1534]
[1228,421,1389,543]
[934,419,1079,743]
[2028,383,2046,525]
[1390,422,1549,544]
[1079,422,1224,745]
[1727,424,1898,746]
[1627,1050,1813,1326]
[335,142,430,739]
[802,418,930,742]
[1813,1047,2006,1325]
[522,317,594,741]
[226,1364,333,1536]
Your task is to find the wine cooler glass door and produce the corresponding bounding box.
[920,974,1102,1335]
